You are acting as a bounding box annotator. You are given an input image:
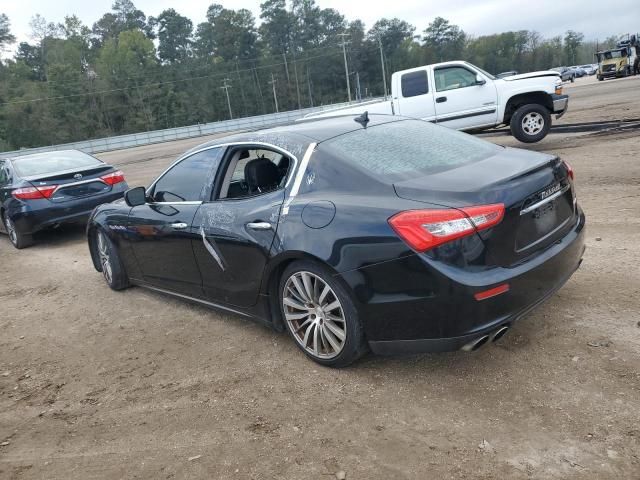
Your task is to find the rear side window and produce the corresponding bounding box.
[152,148,222,202]
[321,120,499,181]
[12,150,102,177]
[401,70,429,97]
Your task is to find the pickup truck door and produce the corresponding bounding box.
[393,68,436,121]
[432,65,498,130]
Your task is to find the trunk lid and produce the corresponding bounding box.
[393,147,576,266]
[25,165,115,203]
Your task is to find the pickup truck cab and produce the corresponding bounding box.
[304,61,568,143]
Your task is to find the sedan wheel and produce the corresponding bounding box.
[94,229,129,291]
[3,211,34,249]
[279,261,367,367]
[97,231,113,285]
[283,271,347,359]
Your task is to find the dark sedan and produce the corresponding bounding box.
[87,115,585,367]
[0,149,127,248]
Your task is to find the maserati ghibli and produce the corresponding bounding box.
[87,114,585,367]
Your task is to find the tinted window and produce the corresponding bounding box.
[153,148,222,202]
[322,119,500,181]
[434,66,477,92]
[12,150,102,177]
[401,70,428,97]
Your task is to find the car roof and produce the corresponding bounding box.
[185,114,404,157]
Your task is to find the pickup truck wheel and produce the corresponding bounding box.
[510,104,551,143]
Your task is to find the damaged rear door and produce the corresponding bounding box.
[192,145,289,308]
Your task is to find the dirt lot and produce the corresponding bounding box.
[1,76,639,480]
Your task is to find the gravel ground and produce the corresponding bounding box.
[0,75,639,480]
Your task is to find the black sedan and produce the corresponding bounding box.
[0,149,127,248]
[87,115,585,367]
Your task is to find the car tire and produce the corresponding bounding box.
[598,75,603,81]
[510,104,551,143]
[570,75,575,83]
[95,229,129,291]
[279,260,367,368]
[3,211,34,249]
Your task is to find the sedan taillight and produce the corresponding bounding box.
[101,170,125,186]
[388,204,505,252]
[12,185,57,200]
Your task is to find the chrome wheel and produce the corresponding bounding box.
[4,214,17,245]
[283,271,347,359]
[97,232,113,284]
[521,112,545,136]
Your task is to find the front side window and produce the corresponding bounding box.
[218,147,291,200]
[401,70,429,98]
[435,66,478,92]
[152,148,222,203]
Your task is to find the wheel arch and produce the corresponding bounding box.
[503,91,553,125]
[87,223,103,272]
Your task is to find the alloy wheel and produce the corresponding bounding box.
[97,232,113,284]
[283,271,347,359]
[4,214,17,246]
[521,112,544,136]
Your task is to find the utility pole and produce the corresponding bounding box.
[306,67,314,108]
[338,33,352,102]
[378,35,388,99]
[220,78,233,119]
[268,73,279,113]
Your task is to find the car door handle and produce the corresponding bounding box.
[246,222,272,230]
[170,222,189,230]
[436,96,447,103]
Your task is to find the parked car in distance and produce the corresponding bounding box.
[0,149,127,249]
[552,67,576,82]
[496,70,519,78]
[303,60,567,143]
[578,64,597,75]
[569,66,587,77]
[88,115,586,367]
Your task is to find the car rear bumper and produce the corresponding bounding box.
[339,208,586,354]
[10,186,127,235]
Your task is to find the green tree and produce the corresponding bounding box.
[0,13,16,51]
[423,17,466,62]
[564,30,584,65]
[152,9,193,64]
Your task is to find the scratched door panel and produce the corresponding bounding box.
[192,189,285,307]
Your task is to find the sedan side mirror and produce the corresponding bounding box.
[124,186,147,207]
[475,74,487,86]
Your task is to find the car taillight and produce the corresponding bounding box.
[12,185,57,200]
[101,170,125,186]
[563,160,574,181]
[388,204,505,252]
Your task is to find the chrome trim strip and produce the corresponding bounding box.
[520,184,571,215]
[138,283,251,318]
[282,142,317,215]
[147,201,203,206]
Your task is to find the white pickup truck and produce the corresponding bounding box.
[304,61,569,143]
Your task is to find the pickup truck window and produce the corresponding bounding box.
[322,119,499,181]
[435,66,477,92]
[401,70,428,97]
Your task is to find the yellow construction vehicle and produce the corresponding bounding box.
[596,35,639,80]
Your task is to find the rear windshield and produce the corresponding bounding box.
[321,119,500,181]
[11,150,103,177]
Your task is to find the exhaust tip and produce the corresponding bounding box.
[461,335,490,352]
[491,325,510,343]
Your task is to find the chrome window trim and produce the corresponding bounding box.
[147,201,203,206]
[146,141,300,200]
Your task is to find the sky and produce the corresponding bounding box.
[2,0,638,50]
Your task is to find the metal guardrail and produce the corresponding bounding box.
[0,99,381,159]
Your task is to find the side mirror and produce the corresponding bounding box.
[475,74,487,86]
[124,186,147,207]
